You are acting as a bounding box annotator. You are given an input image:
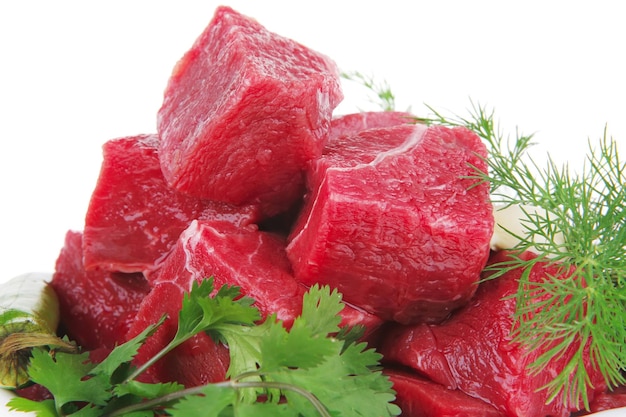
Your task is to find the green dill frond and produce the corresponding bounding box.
[341,70,396,111]
[423,101,626,409]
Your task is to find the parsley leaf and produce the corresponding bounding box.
[7,397,57,417]
[5,279,399,417]
[27,349,110,410]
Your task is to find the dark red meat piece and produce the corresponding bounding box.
[380,251,607,417]
[286,123,493,324]
[386,369,504,417]
[51,230,151,350]
[583,386,626,415]
[329,111,414,142]
[14,384,53,402]
[83,134,260,274]
[126,281,230,386]
[157,6,343,217]
[150,220,382,335]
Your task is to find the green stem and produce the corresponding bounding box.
[123,336,186,383]
[103,378,331,417]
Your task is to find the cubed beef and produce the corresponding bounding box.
[157,6,343,217]
[286,123,493,324]
[386,368,504,417]
[150,220,382,335]
[83,134,260,274]
[150,220,304,326]
[380,251,607,417]
[51,230,151,350]
[583,386,626,415]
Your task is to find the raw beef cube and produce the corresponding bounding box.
[83,134,261,274]
[157,6,343,217]
[126,281,230,386]
[286,123,493,324]
[379,251,607,417]
[329,111,414,142]
[586,386,626,414]
[51,230,151,350]
[385,369,504,417]
[151,220,383,335]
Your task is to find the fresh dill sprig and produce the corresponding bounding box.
[422,101,626,409]
[341,70,396,111]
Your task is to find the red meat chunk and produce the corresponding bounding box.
[83,134,260,274]
[584,386,626,415]
[286,123,493,324]
[126,281,230,386]
[157,6,343,217]
[150,220,382,335]
[329,111,414,142]
[150,220,304,326]
[51,230,151,350]
[386,369,504,417]
[380,251,607,417]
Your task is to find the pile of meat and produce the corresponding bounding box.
[33,6,624,416]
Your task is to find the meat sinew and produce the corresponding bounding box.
[126,218,382,386]
[82,134,260,274]
[157,6,343,217]
[286,123,494,324]
[380,251,607,417]
[149,219,383,334]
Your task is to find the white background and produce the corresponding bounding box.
[0,1,625,281]
[1,2,625,414]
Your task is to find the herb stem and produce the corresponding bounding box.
[103,379,332,417]
[122,336,185,383]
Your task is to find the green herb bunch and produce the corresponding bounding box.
[423,102,626,408]
[8,279,400,417]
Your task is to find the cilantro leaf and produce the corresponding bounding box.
[27,349,110,409]
[219,318,269,378]
[299,285,343,338]
[92,315,165,383]
[6,397,57,417]
[273,342,400,417]
[259,316,335,373]
[7,281,400,417]
[168,384,236,416]
[113,380,184,400]
[175,278,260,345]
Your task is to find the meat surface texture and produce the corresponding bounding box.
[380,251,607,417]
[386,369,504,417]
[328,111,415,142]
[286,123,494,324]
[157,6,343,217]
[51,230,151,350]
[150,220,306,326]
[150,219,383,334]
[83,134,260,274]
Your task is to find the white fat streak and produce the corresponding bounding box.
[288,124,427,250]
[180,220,209,291]
[357,123,427,169]
[179,220,262,292]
